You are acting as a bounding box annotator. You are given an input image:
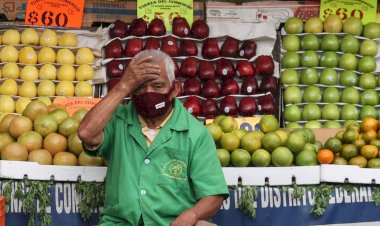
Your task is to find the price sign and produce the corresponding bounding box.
[320,0,377,24]
[53,98,101,116]
[25,0,85,28]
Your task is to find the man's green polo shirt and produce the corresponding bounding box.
[85,99,229,226]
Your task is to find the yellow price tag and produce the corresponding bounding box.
[320,0,377,24]
[137,0,194,32]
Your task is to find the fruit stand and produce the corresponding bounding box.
[1,0,380,226]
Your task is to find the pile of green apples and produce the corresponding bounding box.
[280,15,380,128]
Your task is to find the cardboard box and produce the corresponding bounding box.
[206,1,320,29]
[0,0,205,28]
[313,128,343,144]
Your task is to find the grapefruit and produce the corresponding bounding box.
[1,142,28,161]
[28,149,53,165]
[230,148,251,167]
[78,151,104,166]
[53,152,78,166]
[43,132,67,156]
[251,149,271,167]
[271,147,293,166]
[17,131,43,152]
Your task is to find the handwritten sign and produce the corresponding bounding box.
[206,117,262,132]
[320,0,377,24]
[53,98,101,116]
[25,0,85,28]
[137,0,193,32]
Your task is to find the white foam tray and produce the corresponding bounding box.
[320,164,380,184]
[222,166,320,186]
[0,160,107,182]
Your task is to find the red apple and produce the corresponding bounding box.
[241,77,258,95]
[180,39,198,56]
[183,78,202,96]
[172,17,190,37]
[105,39,123,58]
[201,98,219,119]
[239,40,257,59]
[221,36,239,57]
[220,96,238,116]
[202,80,221,98]
[256,55,275,76]
[190,19,210,39]
[161,36,179,57]
[180,57,198,78]
[124,38,143,57]
[221,79,239,96]
[109,20,127,38]
[144,37,160,50]
[127,18,147,36]
[258,94,277,114]
[106,59,125,78]
[236,60,255,77]
[198,60,215,81]
[260,75,279,94]
[216,58,235,80]
[183,96,201,117]
[148,18,166,36]
[202,38,221,59]
[239,97,257,116]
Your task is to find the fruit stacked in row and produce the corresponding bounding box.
[105,17,278,119]
[281,15,380,128]
[0,28,96,111]
[206,114,323,167]
[0,100,104,166]
[322,118,380,168]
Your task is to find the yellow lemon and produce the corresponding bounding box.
[2,63,20,79]
[75,81,93,97]
[56,81,75,96]
[19,46,38,64]
[0,45,19,62]
[38,47,56,63]
[39,64,57,80]
[57,64,75,81]
[0,95,15,113]
[37,80,56,96]
[19,81,37,98]
[2,29,20,45]
[20,65,39,81]
[75,64,94,81]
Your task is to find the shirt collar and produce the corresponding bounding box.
[138,108,174,129]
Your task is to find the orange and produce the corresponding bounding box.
[361,130,377,143]
[348,155,367,168]
[332,156,348,165]
[340,144,359,160]
[353,138,366,149]
[361,117,378,132]
[342,130,359,144]
[370,139,380,149]
[317,149,334,164]
[360,144,378,159]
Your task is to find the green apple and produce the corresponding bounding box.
[324,121,342,128]
[319,68,338,85]
[304,120,322,128]
[361,105,377,120]
[340,35,359,54]
[302,85,321,103]
[286,122,302,129]
[283,104,302,122]
[363,22,380,39]
[341,104,359,120]
[301,50,319,67]
[304,17,323,33]
[359,39,378,56]
[284,86,302,104]
[319,51,339,68]
[341,87,360,104]
[302,104,321,121]
[320,34,340,51]
[280,69,299,85]
[339,53,358,70]
[300,68,318,85]
[322,87,340,103]
[284,17,304,34]
[360,89,379,106]
[343,16,363,36]
[340,70,358,87]
[357,56,376,73]
[301,34,320,50]
[359,73,377,89]
[322,103,340,120]
[282,52,300,68]
[283,35,300,52]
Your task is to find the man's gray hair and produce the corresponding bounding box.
[133,49,175,84]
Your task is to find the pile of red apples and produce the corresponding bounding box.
[104,17,278,119]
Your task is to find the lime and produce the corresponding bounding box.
[262,132,282,152]
[240,132,261,154]
[220,132,240,152]
[259,115,279,133]
[205,123,223,142]
[324,137,342,154]
[217,148,230,167]
[251,149,271,167]
[286,133,305,154]
[271,147,293,167]
[296,149,317,166]
[231,149,251,167]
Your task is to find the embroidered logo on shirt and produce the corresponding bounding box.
[162,159,187,180]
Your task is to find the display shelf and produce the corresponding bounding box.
[320,164,380,184]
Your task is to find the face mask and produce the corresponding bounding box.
[131,84,175,118]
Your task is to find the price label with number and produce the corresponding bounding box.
[25,0,85,28]
[320,0,377,24]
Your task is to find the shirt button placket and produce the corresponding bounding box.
[140,189,147,195]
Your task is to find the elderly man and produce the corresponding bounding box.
[78,50,229,226]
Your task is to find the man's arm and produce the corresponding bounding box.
[170,195,225,226]
[77,56,160,149]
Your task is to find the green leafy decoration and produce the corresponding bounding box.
[311,183,334,217]
[238,185,257,219]
[1,180,13,209]
[76,181,105,221]
[338,183,355,194]
[372,187,380,206]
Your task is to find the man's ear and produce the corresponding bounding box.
[171,79,182,99]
